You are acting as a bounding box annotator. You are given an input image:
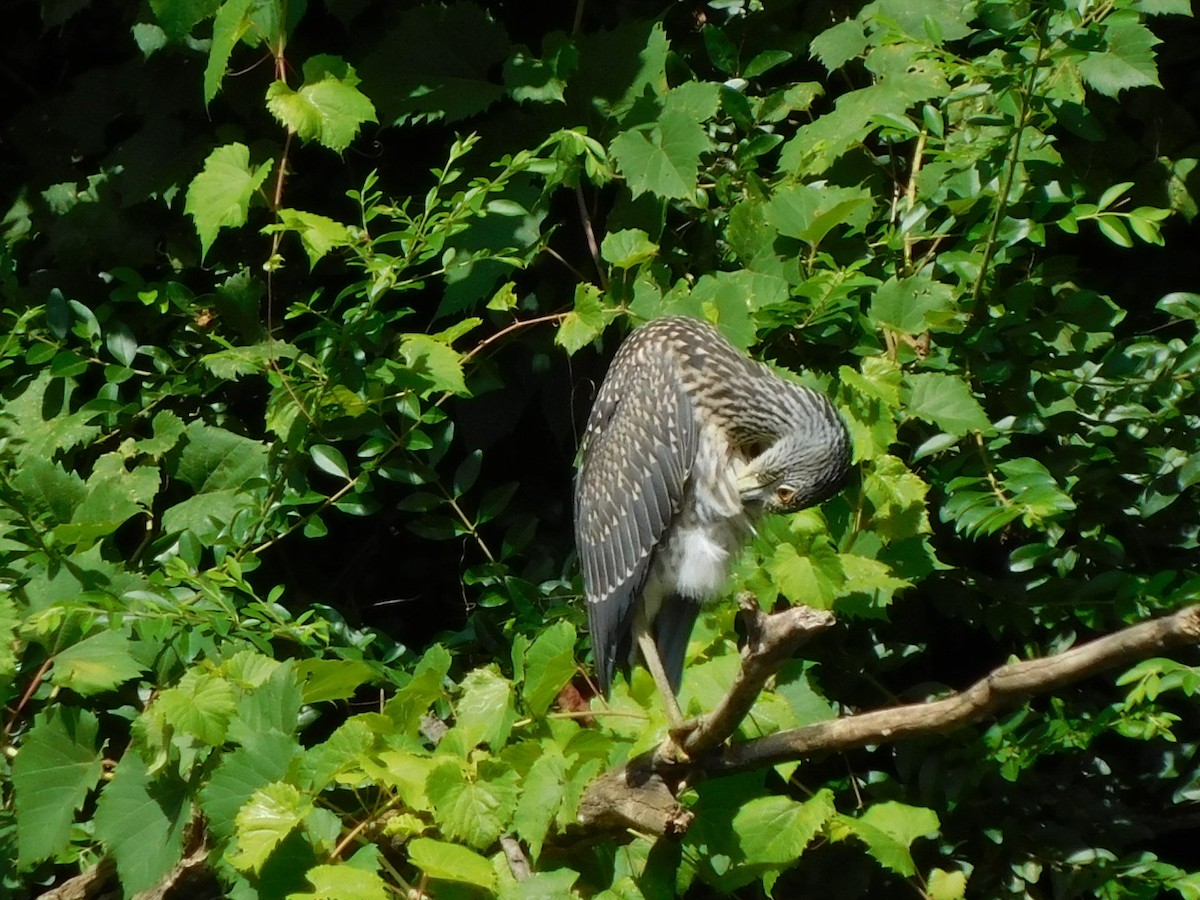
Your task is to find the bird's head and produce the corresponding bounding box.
[735,421,850,515]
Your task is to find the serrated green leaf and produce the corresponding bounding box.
[199,733,300,842]
[514,748,567,859]
[387,644,451,734]
[906,372,991,436]
[765,183,874,246]
[291,863,390,900]
[51,629,145,696]
[408,837,496,889]
[520,620,576,716]
[14,707,102,867]
[184,143,273,260]
[294,658,375,703]
[1078,15,1161,97]
[734,790,835,865]
[93,752,190,893]
[611,108,711,200]
[556,283,608,355]
[810,20,868,70]
[267,208,354,266]
[400,333,469,396]
[833,801,939,876]
[266,60,377,152]
[454,666,516,750]
[869,274,960,334]
[230,782,310,874]
[929,867,969,900]
[154,669,237,744]
[426,759,519,849]
[204,0,253,104]
[766,539,844,608]
[600,228,658,269]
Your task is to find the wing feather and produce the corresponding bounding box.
[575,333,698,693]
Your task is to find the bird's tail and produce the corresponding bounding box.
[653,593,701,694]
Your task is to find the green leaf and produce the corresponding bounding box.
[294,658,375,703]
[734,790,835,865]
[928,867,969,900]
[268,209,354,266]
[556,283,608,355]
[387,644,451,734]
[93,752,190,894]
[266,57,377,152]
[203,0,253,104]
[408,837,496,890]
[513,748,567,859]
[454,666,517,750]
[153,669,238,744]
[600,228,658,269]
[520,620,577,716]
[426,759,519,850]
[51,629,145,696]
[310,444,351,480]
[610,108,712,200]
[868,274,960,334]
[766,538,845,608]
[1078,15,1162,97]
[905,372,991,436]
[765,183,874,247]
[55,453,160,547]
[230,782,310,874]
[150,0,220,39]
[291,863,390,900]
[400,333,469,396]
[833,801,940,876]
[810,19,868,70]
[199,733,299,842]
[14,707,102,867]
[184,143,273,260]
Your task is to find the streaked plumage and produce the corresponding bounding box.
[574,316,851,698]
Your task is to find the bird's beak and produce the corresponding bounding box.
[735,468,761,496]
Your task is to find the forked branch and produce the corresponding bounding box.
[579,603,1200,837]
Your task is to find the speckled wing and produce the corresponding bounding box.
[574,335,698,694]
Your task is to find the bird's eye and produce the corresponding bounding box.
[775,486,797,506]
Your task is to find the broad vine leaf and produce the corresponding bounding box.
[519,620,576,716]
[513,747,567,859]
[610,108,712,200]
[230,782,310,874]
[184,143,273,259]
[832,801,940,876]
[400,334,469,396]
[556,283,607,354]
[93,752,190,894]
[265,56,377,152]
[14,708,102,867]
[152,669,238,745]
[50,629,145,696]
[408,838,496,890]
[425,759,519,850]
[291,863,390,900]
[1078,15,1162,97]
[868,274,960,334]
[905,372,991,436]
[734,790,836,865]
[203,0,253,103]
[453,666,516,750]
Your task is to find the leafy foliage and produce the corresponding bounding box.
[2,0,1199,897]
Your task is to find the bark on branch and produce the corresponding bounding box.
[578,603,1200,837]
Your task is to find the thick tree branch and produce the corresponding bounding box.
[579,604,1200,837]
[683,595,835,757]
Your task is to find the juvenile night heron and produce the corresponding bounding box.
[574,316,850,725]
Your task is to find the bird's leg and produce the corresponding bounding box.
[633,603,686,731]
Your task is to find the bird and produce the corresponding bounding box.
[573,315,851,726]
